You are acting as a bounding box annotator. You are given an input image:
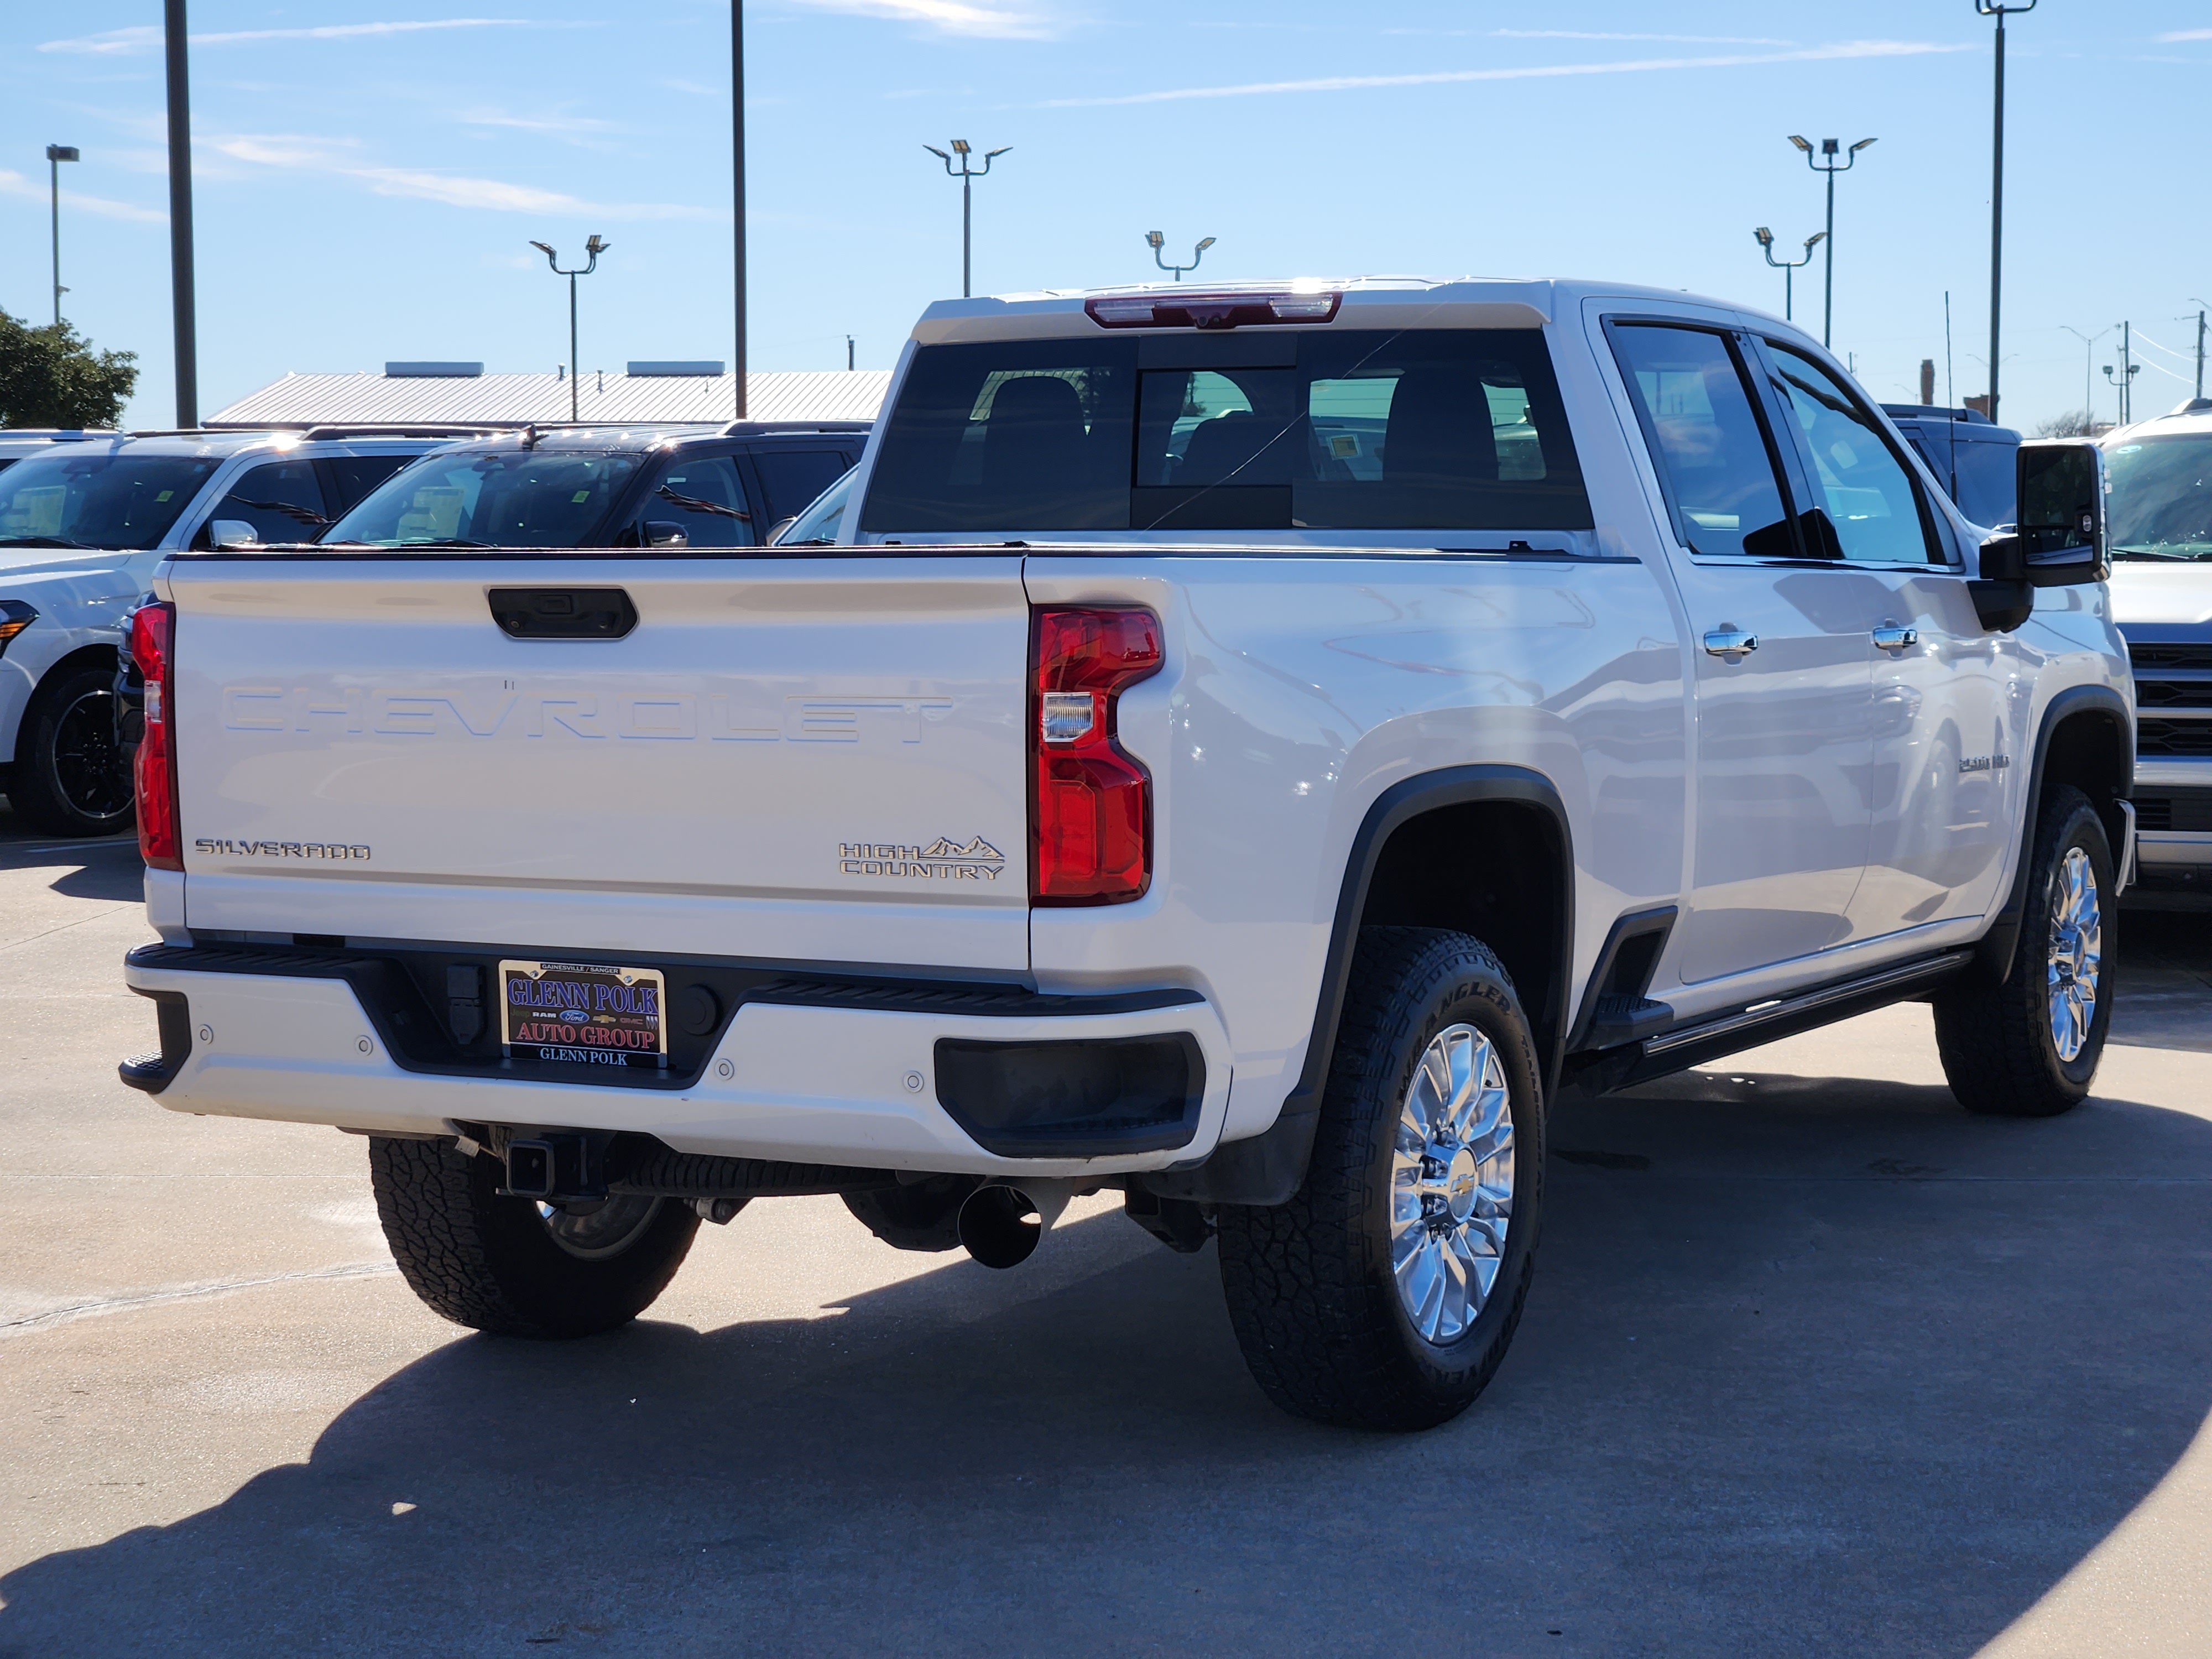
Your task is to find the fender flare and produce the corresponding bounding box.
[1974,682,2133,980]
[1143,764,1573,1207]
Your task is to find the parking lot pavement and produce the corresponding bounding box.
[1,817,2208,1659]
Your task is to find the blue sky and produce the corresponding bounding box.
[2,1,2208,431]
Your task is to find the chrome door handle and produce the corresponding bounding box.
[1872,622,1919,653]
[1702,626,1759,660]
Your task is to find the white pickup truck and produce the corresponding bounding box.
[119,278,2134,1431]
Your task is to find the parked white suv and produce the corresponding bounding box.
[118,279,2132,1430]
[0,427,473,834]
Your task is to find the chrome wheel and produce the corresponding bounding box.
[2046,846,2103,1063]
[538,1194,664,1260]
[1389,1022,1515,1345]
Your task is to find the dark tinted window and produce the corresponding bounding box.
[202,459,331,545]
[1951,435,2017,529]
[1610,325,1796,560]
[862,330,1590,533]
[863,340,1137,531]
[648,454,754,547]
[750,447,857,521]
[0,452,220,550]
[322,454,413,513]
[325,451,641,547]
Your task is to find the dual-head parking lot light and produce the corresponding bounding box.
[1752,226,1825,324]
[46,144,78,326]
[1146,231,1215,282]
[924,139,1010,299]
[530,234,609,422]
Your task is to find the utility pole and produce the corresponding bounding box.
[164,0,197,427]
[1977,0,2036,425]
[2104,322,2140,427]
[924,140,1010,298]
[530,238,609,422]
[1788,134,1875,349]
[45,145,78,326]
[2190,302,2209,400]
[846,335,855,371]
[1754,226,1825,323]
[732,1,746,420]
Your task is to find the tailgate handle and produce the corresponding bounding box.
[488,587,638,639]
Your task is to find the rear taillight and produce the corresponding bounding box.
[131,602,181,871]
[1030,607,1162,905]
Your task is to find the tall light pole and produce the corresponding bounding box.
[45,145,79,326]
[923,139,1009,299]
[164,0,197,427]
[2060,325,2110,429]
[1146,231,1215,281]
[1977,1,2034,425]
[1788,134,1875,350]
[1753,226,1825,323]
[731,1,745,420]
[530,236,609,422]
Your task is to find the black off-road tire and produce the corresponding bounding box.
[1934,786,2116,1118]
[368,1137,698,1337]
[1215,926,1545,1431]
[8,662,133,838]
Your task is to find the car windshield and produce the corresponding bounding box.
[2107,434,2212,559]
[860,329,1592,534]
[771,467,854,545]
[324,450,641,547]
[0,452,219,550]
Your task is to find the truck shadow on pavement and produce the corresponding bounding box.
[6,1078,2212,1657]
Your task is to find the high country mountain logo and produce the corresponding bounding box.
[839,837,1006,881]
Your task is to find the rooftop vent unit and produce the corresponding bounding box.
[627,361,725,378]
[384,362,483,378]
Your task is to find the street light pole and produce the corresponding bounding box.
[1145,231,1216,282]
[1788,134,1875,349]
[923,140,1010,298]
[45,145,78,326]
[163,0,197,427]
[731,1,746,420]
[529,236,610,422]
[2060,325,2110,429]
[1977,0,2035,425]
[1753,226,1825,323]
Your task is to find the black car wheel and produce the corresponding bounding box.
[8,663,134,837]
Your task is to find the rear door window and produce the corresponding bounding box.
[749,447,857,524]
[1608,324,1801,559]
[860,330,1590,534]
[202,459,332,545]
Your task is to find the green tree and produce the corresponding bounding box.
[0,309,138,429]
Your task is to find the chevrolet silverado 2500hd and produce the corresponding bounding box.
[119,279,2134,1431]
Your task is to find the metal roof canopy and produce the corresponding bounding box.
[207,369,890,430]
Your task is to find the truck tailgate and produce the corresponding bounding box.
[167,555,1031,972]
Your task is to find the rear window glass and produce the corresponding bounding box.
[325,452,640,548]
[751,447,858,521]
[860,330,1590,534]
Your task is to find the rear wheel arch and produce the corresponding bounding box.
[1144,765,1572,1207]
[9,643,118,749]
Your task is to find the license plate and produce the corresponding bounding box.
[499,959,667,1070]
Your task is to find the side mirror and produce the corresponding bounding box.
[641,520,688,549]
[2016,440,2106,586]
[209,519,260,549]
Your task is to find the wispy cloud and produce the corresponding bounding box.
[778,0,1057,41]
[40,19,572,55]
[1045,39,1966,108]
[203,132,712,221]
[0,169,166,224]
[2156,27,2212,41]
[1491,29,1797,46]
[456,109,623,135]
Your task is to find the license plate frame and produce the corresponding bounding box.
[499,958,668,1071]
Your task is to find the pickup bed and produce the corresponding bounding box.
[121,278,2136,1430]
